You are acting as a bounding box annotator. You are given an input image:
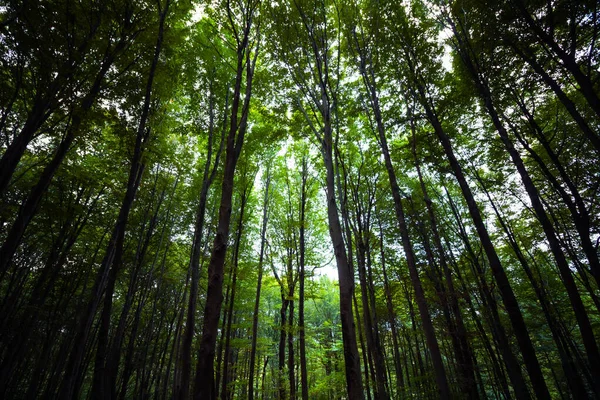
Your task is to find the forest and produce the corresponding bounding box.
[0,0,599,399]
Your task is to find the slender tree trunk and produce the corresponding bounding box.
[508,41,600,156]
[58,3,169,396]
[411,124,479,399]
[104,183,166,399]
[291,3,364,396]
[377,223,404,391]
[277,296,289,400]
[177,77,226,400]
[475,172,591,398]
[510,95,600,286]
[0,10,106,197]
[370,102,450,399]
[458,37,600,394]
[321,133,364,399]
[356,45,449,397]
[297,157,309,400]
[446,186,534,399]
[248,168,271,400]
[513,0,600,119]
[414,72,548,397]
[0,41,124,278]
[89,4,170,396]
[193,5,258,396]
[288,290,296,400]
[221,188,248,400]
[353,292,372,400]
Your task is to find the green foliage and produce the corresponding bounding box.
[1,0,599,399]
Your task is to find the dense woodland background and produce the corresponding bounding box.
[0,0,599,399]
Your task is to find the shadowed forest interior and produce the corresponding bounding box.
[0,0,599,399]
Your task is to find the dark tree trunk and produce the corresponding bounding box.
[277,296,289,400]
[58,2,168,396]
[193,3,258,397]
[221,188,248,400]
[514,0,600,119]
[508,41,600,156]
[291,2,364,396]
[509,94,600,286]
[89,3,170,397]
[371,102,450,400]
[475,171,591,399]
[355,41,449,398]
[353,292,372,400]
[177,76,226,400]
[287,289,296,400]
[415,71,548,397]
[104,182,166,399]
[297,157,309,400]
[0,6,107,196]
[0,40,124,278]
[411,124,479,399]
[377,223,404,391]
[456,34,600,394]
[445,186,531,399]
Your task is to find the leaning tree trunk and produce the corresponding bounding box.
[58,3,169,397]
[0,37,126,279]
[360,62,450,398]
[410,121,479,399]
[454,30,600,394]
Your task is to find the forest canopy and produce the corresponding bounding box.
[0,0,599,399]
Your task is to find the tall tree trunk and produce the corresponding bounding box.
[414,67,548,396]
[475,171,591,398]
[369,100,450,399]
[0,39,125,278]
[444,186,531,399]
[297,157,309,400]
[377,223,404,391]
[411,123,479,399]
[90,3,170,397]
[507,41,600,156]
[277,296,288,400]
[0,14,105,198]
[177,77,226,400]
[287,288,296,400]
[58,2,169,396]
[221,188,248,400]
[513,0,600,119]
[248,167,271,400]
[353,292,373,400]
[509,94,600,286]
[193,3,258,396]
[104,182,166,399]
[456,32,600,394]
[321,132,364,400]
[355,41,450,398]
[291,2,364,396]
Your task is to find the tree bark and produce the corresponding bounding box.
[177,75,226,400]
[193,3,258,396]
